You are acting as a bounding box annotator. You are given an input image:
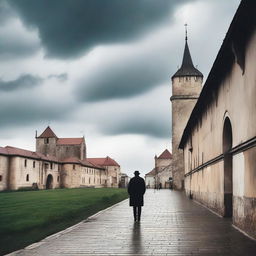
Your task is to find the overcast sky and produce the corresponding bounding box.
[0,0,240,177]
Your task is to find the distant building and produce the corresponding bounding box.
[145,149,173,189]
[119,173,130,188]
[0,126,121,190]
[179,0,256,239]
[145,169,156,189]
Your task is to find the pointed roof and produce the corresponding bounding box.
[172,40,203,78]
[38,126,58,138]
[158,149,172,159]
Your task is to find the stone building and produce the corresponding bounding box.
[179,0,256,239]
[0,126,121,190]
[145,169,156,189]
[87,157,121,188]
[145,149,173,189]
[170,30,203,190]
[36,126,86,160]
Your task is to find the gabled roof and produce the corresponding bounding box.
[87,156,120,167]
[172,40,203,78]
[38,126,58,138]
[145,168,156,176]
[158,149,172,159]
[57,138,84,145]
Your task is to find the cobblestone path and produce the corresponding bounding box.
[8,190,256,256]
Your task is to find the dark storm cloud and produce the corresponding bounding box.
[0,74,43,91]
[77,55,171,101]
[8,0,192,58]
[104,118,170,139]
[0,0,15,24]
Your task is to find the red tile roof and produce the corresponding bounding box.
[0,147,8,155]
[2,146,58,162]
[145,168,156,176]
[87,156,120,167]
[38,126,58,138]
[158,149,172,159]
[57,138,84,145]
[61,157,104,169]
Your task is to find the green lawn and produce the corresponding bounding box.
[0,188,128,255]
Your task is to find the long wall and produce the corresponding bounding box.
[183,29,256,238]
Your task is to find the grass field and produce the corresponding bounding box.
[0,188,128,255]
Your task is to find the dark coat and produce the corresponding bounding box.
[128,176,146,206]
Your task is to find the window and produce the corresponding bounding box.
[50,163,53,169]
[26,174,29,181]
[24,159,27,167]
[73,164,75,170]
[0,175,2,182]
[33,161,36,168]
[44,138,49,144]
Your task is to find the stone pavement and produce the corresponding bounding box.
[8,190,256,256]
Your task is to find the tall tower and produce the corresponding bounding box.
[171,29,203,190]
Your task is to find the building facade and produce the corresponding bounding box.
[170,33,203,190]
[0,126,121,191]
[179,0,256,239]
[145,149,173,189]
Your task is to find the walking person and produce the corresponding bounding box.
[128,171,146,222]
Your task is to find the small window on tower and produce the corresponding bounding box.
[0,175,2,182]
[50,163,53,169]
[33,161,36,168]
[26,174,29,181]
[73,164,75,170]
[44,138,49,144]
[24,159,27,167]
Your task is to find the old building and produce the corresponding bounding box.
[170,29,203,190]
[87,157,121,188]
[145,149,173,189]
[145,169,156,189]
[179,0,256,239]
[36,126,86,160]
[0,126,121,190]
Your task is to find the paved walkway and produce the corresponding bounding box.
[9,190,256,256]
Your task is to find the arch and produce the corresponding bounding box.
[222,117,233,217]
[46,174,53,189]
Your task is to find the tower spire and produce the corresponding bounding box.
[172,25,203,78]
[185,23,188,41]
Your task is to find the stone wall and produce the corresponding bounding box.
[182,29,256,238]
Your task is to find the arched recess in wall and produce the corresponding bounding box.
[222,116,233,217]
[46,174,53,189]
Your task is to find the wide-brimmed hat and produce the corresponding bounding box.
[134,170,140,175]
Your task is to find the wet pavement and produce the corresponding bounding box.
[8,189,256,255]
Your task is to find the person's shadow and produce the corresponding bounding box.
[131,222,142,254]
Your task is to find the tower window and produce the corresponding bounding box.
[44,138,49,144]
[0,175,2,182]
[73,164,75,170]
[50,163,53,169]
[33,161,36,168]
[24,159,27,167]
[26,174,29,181]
